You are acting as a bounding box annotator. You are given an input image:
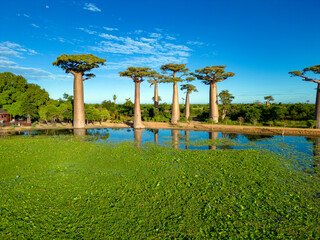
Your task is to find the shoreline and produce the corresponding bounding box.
[2,121,320,137]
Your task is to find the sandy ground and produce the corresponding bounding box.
[1,120,320,137]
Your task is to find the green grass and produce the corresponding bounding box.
[0,136,319,239]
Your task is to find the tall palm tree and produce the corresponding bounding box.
[113,94,117,106]
[160,63,194,124]
[180,84,198,121]
[53,54,106,128]
[119,67,154,129]
[194,66,235,123]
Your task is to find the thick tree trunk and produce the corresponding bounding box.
[208,131,218,150]
[209,82,219,123]
[171,81,180,124]
[154,129,159,145]
[134,128,144,148]
[171,129,179,149]
[185,92,190,120]
[73,73,85,128]
[27,113,31,124]
[154,82,159,111]
[316,83,320,128]
[134,81,145,129]
[185,130,190,150]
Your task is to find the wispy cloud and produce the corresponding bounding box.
[103,27,118,31]
[77,27,192,69]
[0,58,52,80]
[83,3,101,12]
[0,41,38,58]
[187,41,204,46]
[31,24,39,28]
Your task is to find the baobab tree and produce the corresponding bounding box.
[53,54,106,128]
[194,66,235,123]
[264,96,274,106]
[160,63,194,124]
[180,84,198,121]
[148,71,163,111]
[119,67,154,129]
[289,65,320,128]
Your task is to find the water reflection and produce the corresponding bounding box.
[171,129,180,149]
[208,131,218,150]
[185,130,190,150]
[74,128,86,136]
[134,128,144,148]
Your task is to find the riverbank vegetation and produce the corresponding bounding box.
[0,71,317,129]
[0,136,319,238]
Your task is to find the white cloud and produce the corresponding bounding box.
[0,58,52,80]
[23,14,30,18]
[0,41,38,58]
[46,5,49,9]
[77,27,97,35]
[77,28,192,69]
[83,3,101,12]
[187,40,204,46]
[31,24,39,28]
[103,27,118,31]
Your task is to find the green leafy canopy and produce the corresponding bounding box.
[52,54,106,78]
[119,67,156,82]
[194,65,235,85]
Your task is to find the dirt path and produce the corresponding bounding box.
[1,121,320,137]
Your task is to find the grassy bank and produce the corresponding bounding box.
[0,136,319,239]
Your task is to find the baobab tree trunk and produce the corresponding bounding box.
[134,81,145,129]
[171,81,180,124]
[208,131,219,150]
[209,82,219,123]
[73,73,85,128]
[134,128,144,148]
[221,109,227,120]
[185,91,190,120]
[185,130,190,150]
[171,129,179,149]
[316,83,320,128]
[154,82,159,111]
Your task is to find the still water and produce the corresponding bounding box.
[3,127,319,170]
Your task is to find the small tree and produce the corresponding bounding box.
[113,94,117,106]
[264,96,274,106]
[180,84,198,120]
[194,66,235,123]
[119,67,154,128]
[289,65,320,128]
[219,90,234,120]
[52,54,106,128]
[160,63,194,124]
[148,71,163,111]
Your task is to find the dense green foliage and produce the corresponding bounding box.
[0,72,49,119]
[0,137,319,238]
[52,54,106,78]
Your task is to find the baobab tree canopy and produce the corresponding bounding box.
[160,63,194,82]
[119,67,155,82]
[194,66,235,84]
[289,65,320,83]
[52,54,106,78]
[181,84,198,93]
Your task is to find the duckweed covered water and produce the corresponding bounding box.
[0,136,319,239]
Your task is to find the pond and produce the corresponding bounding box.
[2,127,319,170]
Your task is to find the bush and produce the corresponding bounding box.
[32,121,38,127]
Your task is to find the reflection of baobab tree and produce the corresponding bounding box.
[208,131,219,150]
[74,128,86,136]
[154,129,159,145]
[313,138,320,171]
[171,129,180,149]
[185,130,190,150]
[134,128,144,148]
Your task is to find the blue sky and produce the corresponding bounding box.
[1,0,320,104]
